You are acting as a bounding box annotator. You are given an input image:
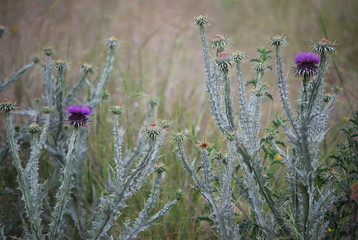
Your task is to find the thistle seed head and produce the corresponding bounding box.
[210,34,228,50]
[53,59,68,71]
[252,62,270,72]
[232,51,245,63]
[171,132,186,143]
[0,98,15,112]
[216,52,233,73]
[144,122,162,141]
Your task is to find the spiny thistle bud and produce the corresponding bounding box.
[232,51,245,63]
[102,91,110,100]
[0,25,7,38]
[252,62,270,72]
[175,189,184,200]
[144,122,162,141]
[111,105,124,115]
[210,34,228,50]
[81,63,94,74]
[53,59,68,71]
[196,140,210,149]
[294,52,320,78]
[269,35,288,47]
[41,106,54,114]
[0,98,15,112]
[42,47,54,56]
[158,119,172,129]
[32,56,40,64]
[226,133,236,141]
[26,122,41,134]
[313,38,336,55]
[194,15,209,26]
[323,93,332,103]
[154,161,167,174]
[216,52,232,73]
[106,37,119,49]
[171,132,186,143]
[66,105,93,127]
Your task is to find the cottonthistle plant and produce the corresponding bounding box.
[174,15,338,240]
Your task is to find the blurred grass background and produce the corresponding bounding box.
[1,0,357,239]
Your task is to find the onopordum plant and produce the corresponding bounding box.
[1,99,180,239]
[174,15,338,239]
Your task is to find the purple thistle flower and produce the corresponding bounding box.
[294,52,320,77]
[66,105,92,127]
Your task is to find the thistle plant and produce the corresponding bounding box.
[174,16,338,239]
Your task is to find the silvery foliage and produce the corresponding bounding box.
[88,103,179,240]
[175,16,336,239]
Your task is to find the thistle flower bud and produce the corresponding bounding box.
[26,122,41,134]
[111,105,124,115]
[53,59,68,71]
[154,161,166,174]
[106,37,119,49]
[102,91,110,100]
[32,56,40,64]
[0,98,15,112]
[196,140,210,149]
[171,132,186,143]
[144,122,162,141]
[215,52,233,73]
[41,106,54,114]
[252,62,270,72]
[313,38,336,55]
[210,34,228,50]
[42,47,54,56]
[175,189,184,200]
[269,35,287,47]
[232,51,245,63]
[194,15,209,26]
[323,93,332,103]
[0,25,7,38]
[158,119,172,129]
[81,63,94,74]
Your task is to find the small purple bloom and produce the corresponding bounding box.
[66,105,92,127]
[294,52,321,77]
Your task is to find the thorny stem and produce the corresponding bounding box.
[5,112,45,240]
[223,71,235,131]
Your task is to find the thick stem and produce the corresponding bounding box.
[223,71,235,131]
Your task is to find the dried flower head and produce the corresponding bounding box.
[313,38,336,55]
[111,105,124,115]
[194,15,209,26]
[154,161,167,174]
[210,34,228,50]
[294,52,320,77]
[269,35,288,47]
[215,52,233,73]
[171,132,186,143]
[81,63,94,74]
[41,106,54,114]
[66,105,92,127]
[232,51,245,63]
[144,122,162,141]
[27,122,41,134]
[106,37,119,49]
[158,119,172,129]
[42,47,54,56]
[196,140,210,149]
[0,98,15,112]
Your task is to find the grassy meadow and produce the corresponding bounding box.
[1,0,357,239]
